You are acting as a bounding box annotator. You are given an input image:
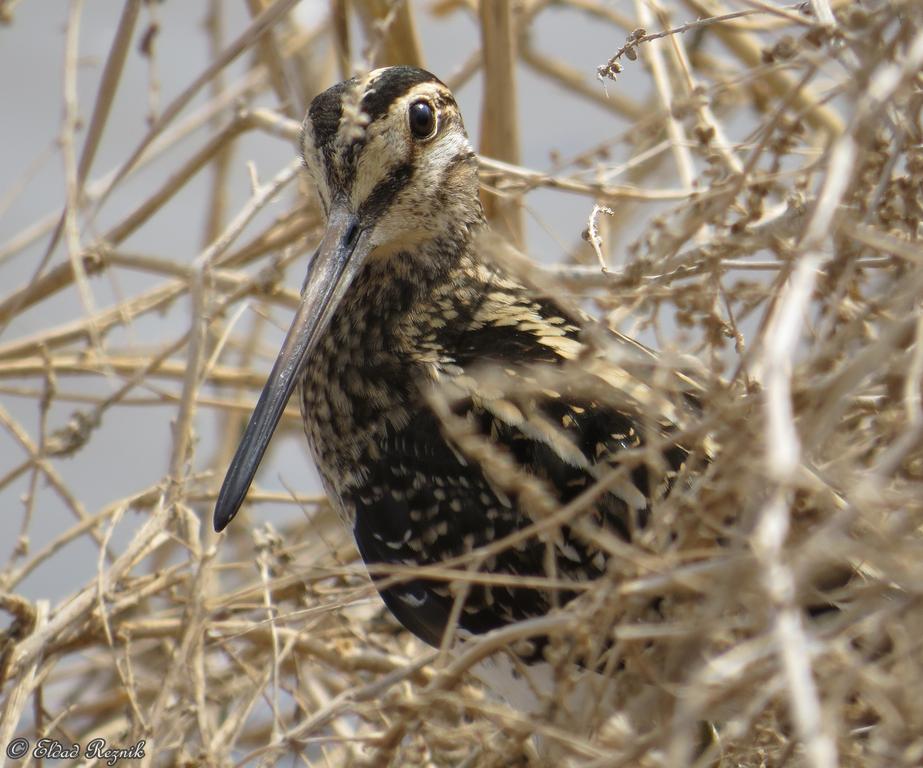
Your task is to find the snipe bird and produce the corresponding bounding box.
[215,66,690,706]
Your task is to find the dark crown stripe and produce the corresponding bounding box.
[307,78,354,182]
[361,66,442,125]
[308,78,352,149]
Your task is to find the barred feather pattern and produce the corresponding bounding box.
[289,66,691,658]
[299,250,688,654]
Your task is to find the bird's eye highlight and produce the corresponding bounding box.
[408,100,436,139]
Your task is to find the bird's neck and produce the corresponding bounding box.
[344,222,488,325]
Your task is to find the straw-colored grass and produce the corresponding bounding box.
[1,0,922,765]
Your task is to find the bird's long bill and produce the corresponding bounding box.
[213,201,369,532]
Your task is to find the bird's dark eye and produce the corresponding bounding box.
[408,100,436,139]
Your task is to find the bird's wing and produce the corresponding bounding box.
[348,378,685,651]
[349,406,553,649]
[351,268,694,648]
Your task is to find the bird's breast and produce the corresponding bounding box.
[295,291,448,510]
[295,261,474,502]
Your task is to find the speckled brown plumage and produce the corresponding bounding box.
[214,66,688,657]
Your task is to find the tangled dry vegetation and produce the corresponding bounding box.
[1,0,922,766]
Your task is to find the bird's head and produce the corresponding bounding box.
[300,66,482,260]
[214,67,481,532]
